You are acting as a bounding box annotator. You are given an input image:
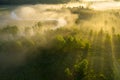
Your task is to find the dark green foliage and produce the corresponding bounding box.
[0,24,119,80]
[65,59,88,80]
[65,68,72,78]
[0,25,18,35]
[74,59,88,80]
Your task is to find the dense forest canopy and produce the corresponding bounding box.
[1,0,120,80]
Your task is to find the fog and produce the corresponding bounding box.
[0,4,78,68]
[0,0,120,68]
[89,1,120,10]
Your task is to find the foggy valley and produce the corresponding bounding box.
[0,0,120,80]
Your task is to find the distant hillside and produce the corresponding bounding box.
[0,0,71,5]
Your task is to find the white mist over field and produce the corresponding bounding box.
[0,4,78,30]
[67,1,120,10]
[0,0,120,28]
[89,1,120,10]
[9,1,120,28]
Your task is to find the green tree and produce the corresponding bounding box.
[74,59,88,80]
[55,35,66,49]
[65,68,73,80]
[65,59,88,80]
[1,25,18,35]
[112,27,115,34]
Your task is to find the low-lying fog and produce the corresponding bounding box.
[0,0,120,28]
[0,4,73,28]
[0,0,120,68]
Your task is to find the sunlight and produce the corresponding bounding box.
[90,1,120,10]
[9,4,78,31]
[111,38,120,80]
[81,0,113,2]
[65,2,87,8]
[1,0,120,79]
[17,7,36,19]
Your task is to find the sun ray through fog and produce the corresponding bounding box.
[111,36,120,80]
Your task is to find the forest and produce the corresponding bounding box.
[1,1,120,80]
